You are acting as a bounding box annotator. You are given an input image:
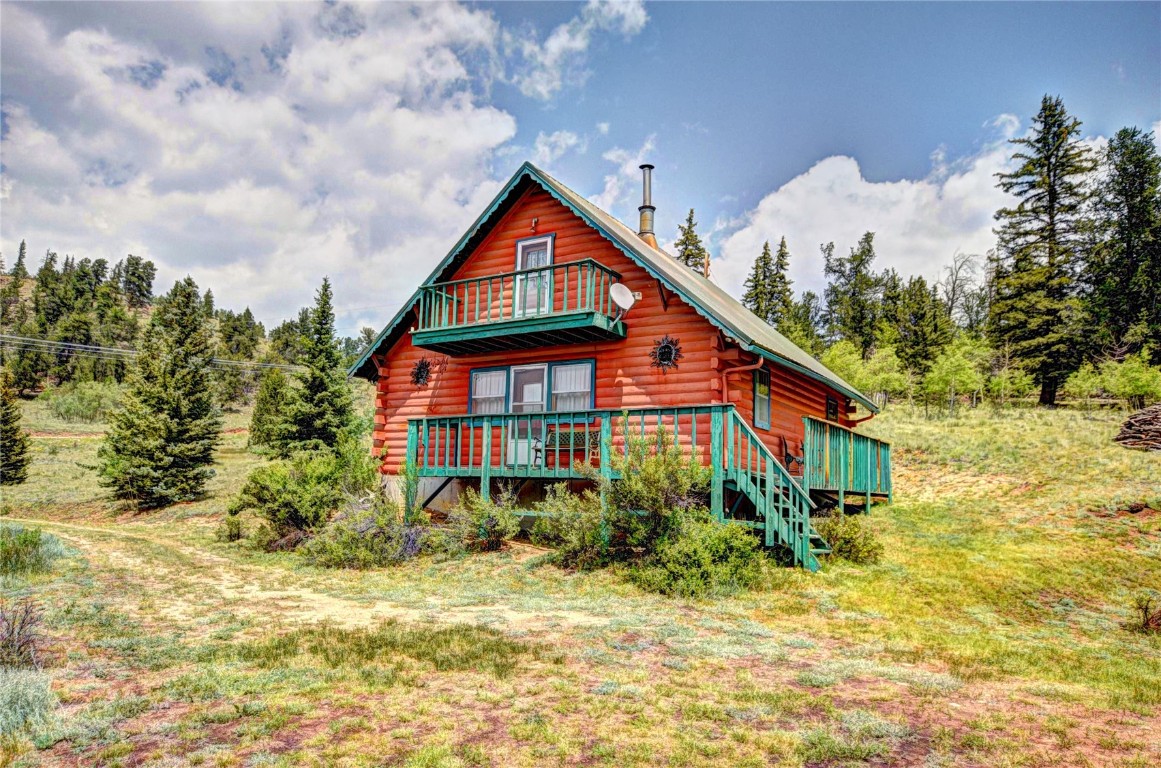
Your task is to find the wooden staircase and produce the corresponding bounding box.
[722,410,830,571]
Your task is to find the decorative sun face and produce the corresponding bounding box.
[649,335,683,371]
[410,357,432,387]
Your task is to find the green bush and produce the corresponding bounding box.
[40,381,121,423]
[815,513,884,565]
[530,483,614,570]
[301,500,444,568]
[629,511,765,598]
[0,525,65,577]
[0,668,56,738]
[1100,353,1161,409]
[228,430,379,540]
[448,487,520,552]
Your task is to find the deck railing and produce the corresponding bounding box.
[416,259,621,332]
[405,404,826,569]
[801,416,892,506]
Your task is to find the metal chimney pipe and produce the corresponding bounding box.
[638,164,658,248]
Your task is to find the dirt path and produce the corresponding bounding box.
[10,516,606,633]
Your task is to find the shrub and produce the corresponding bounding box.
[815,512,884,565]
[0,668,56,739]
[629,511,765,598]
[215,514,243,543]
[40,381,121,423]
[228,429,379,540]
[1100,354,1161,410]
[448,487,520,552]
[1130,593,1160,634]
[0,598,44,668]
[301,500,444,568]
[530,483,614,569]
[0,525,65,577]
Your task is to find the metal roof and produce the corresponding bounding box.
[349,162,877,413]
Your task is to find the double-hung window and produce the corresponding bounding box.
[753,369,771,430]
[470,369,507,414]
[551,362,593,411]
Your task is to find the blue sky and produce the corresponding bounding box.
[2,1,1158,335]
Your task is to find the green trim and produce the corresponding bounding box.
[411,310,624,350]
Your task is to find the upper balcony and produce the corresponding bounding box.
[410,259,628,355]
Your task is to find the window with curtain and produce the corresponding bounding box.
[551,362,593,411]
[470,369,506,414]
[754,369,771,429]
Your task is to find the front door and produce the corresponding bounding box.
[515,238,552,317]
[508,364,547,466]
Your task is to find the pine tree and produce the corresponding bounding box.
[991,95,1095,405]
[0,367,32,485]
[673,209,710,273]
[121,255,157,309]
[275,278,353,455]
[769,236,794,329]
[742,240,775,322]
[891,277,952,376]
[249,368,289,449]
[1086,126,1161,360]
[11,240,29,280]
[783,290,825,357]
[823,232,880,357]
[96,277,222,508]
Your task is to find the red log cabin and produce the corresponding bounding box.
[351,162,891,570]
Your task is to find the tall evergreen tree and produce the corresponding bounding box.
[991,95,1095,405]
[1086,126,1161,360]
[769,236,795,329]
[249,368,289,449]
[673,209,710,273]
[891,277,952,376]
[97,277,222,508]
[742,240,776,323]
[276,278,353,455]
[11,240,29,280]
[823,232,880,357]
[121,255,157,309]
[0,367,32,485]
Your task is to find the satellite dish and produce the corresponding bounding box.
[609,283,636,323]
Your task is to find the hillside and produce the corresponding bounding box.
[1,404,1159,766]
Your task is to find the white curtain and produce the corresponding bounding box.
[472,370,506,413]
[553,363,591,411]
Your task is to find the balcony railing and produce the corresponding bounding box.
[801,416,892,506]
[416,259,621,332]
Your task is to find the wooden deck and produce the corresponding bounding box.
[404,404,892,571]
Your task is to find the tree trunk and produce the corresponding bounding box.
[1039,379,1058,407]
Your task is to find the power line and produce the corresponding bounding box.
[0,334,303,373]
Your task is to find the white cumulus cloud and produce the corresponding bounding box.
[716,118,1023,299]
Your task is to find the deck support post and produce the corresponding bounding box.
[864,439,872,514]
[599,415,612,548]
[480,417,492,502]
[710,408,724,522]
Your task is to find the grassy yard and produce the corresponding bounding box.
[1,402,1159,767]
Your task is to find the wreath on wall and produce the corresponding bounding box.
[649,335,683,372]
[410,357,433,387]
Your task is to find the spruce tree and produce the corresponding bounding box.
[891,277,952,376]
[742,240,775,322]
[1086,126,1161,359]
[121,255,157,309]
[673,209,710,273]
[991,95,1095,405]
[0,368,32,485]
[275,278,353,455]
[822,232,880,357]
[769,236,794,330]
[96,277,222,508]
[783,290,825,357]
[249,368,289,449]
[11,240,29,280]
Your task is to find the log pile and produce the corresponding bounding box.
[1114,404,1161,451]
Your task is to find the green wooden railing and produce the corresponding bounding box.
[405,404,826,570]
[416,259,621,332]
[725,409,824,570]
[801,416,892,509]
